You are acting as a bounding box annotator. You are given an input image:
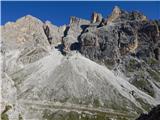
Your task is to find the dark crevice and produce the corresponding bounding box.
[55,26,70,55]
[43,24,52,45]
[63,26,70,37]
[70,42,81,51]
[55,44,66,55]
[62,24,90,52]
[154,48,159,60]
[76,25,90,51]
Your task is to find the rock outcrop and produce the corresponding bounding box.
[1,15,51,66]
[107,6,121,24]
[107,6,147,24]
[91,12,103,23]
[1,15,50,50]
[62,16,90,53]
[44,21,66,45]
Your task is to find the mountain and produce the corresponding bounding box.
[1,6,160,120]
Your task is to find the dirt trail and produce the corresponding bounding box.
[19,99,136,119]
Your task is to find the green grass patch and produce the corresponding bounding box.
[132,79,155,97]
[42,110,133,120]
[147,69,160,82]
[147,58,158,65]
[126,59,138,72]
[1,105,12,120]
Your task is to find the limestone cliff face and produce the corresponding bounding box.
[91,12,103,23]
[1,15,52,67]
[2,15,50,50]
[62,16,90,53]
[107,6,147,24]
[43,21,66,45]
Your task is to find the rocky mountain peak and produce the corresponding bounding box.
[91,12,103,23]
[16,14,43,25]
[1,6,160,120]
[107,6,148,24]
[70,16,81,24]
[112,6,121,15]
[2,15,40,27]
[69,16,90,25]
[107,6,122,24]
[1,14,50,51]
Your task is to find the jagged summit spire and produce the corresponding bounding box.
[112,6,121,15]
[70,16,81,24]
[91,12,103,23]
[107,6,122,24]
[69,16,89,25]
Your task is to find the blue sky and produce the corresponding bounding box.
[1,1,160,26]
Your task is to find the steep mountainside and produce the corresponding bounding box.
[1,6,160,120]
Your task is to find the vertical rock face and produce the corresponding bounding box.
[62,16,90,53]
[91,12,103,23]
[68,16,90,39]
[79,7,160,107]
[44,21,66,45]
[80,20,140,63]
[79,6,159,65]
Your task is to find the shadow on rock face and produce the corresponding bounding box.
[136,105,160,120]
[70,42,81,51]
[55,44,65,53]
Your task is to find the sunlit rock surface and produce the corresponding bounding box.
[1,6,160,120]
